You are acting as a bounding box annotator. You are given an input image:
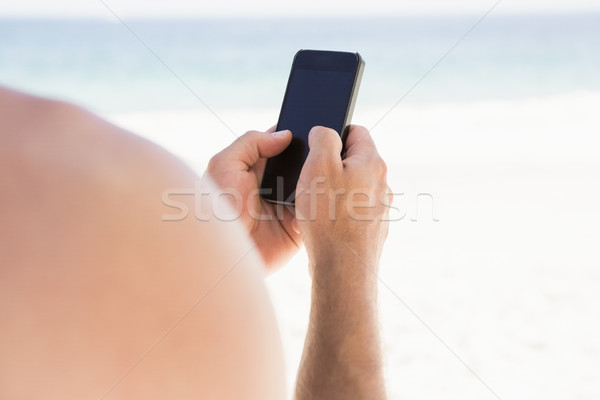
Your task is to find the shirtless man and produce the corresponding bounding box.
[0,86,389,399]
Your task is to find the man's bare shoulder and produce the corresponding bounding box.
[0,86,200,261]
[0,87,285,399]
[0,86,195,192]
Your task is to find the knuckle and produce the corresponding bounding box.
[207,152,224,170]
[373,156,387,178]
[383,186,394,207]
[239,130,259,146]
[379,158,388,174]
[244,129,260,138]
[353,125,369,135]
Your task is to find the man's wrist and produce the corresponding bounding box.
[309,243,379,277]
[309,253,379,304]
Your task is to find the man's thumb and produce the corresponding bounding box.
[227,129,292,168]
[266,129,293,156]
[306,126,343,161]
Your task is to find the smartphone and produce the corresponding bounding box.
[259,49,364,205]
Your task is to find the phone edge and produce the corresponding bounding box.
[340,52,365,146]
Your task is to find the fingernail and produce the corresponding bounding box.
[272,130,290,137]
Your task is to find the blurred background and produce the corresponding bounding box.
[2,0,599,398]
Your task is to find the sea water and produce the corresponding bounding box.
[1,14,599,113]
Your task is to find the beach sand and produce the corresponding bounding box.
[108,91,600,399]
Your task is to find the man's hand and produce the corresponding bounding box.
[294,125,390,400]
[205,128,302,272]
[296,125,390,276]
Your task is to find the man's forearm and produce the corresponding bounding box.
[294,257,387,399]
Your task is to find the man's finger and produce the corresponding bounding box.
[214,129,292,170]
[343,125,379,160]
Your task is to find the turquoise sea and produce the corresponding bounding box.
[1,14,599,113]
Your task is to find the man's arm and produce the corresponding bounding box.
[294,126,390,399]
[295,255,385,399]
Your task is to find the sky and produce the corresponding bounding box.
[1,0,600,18]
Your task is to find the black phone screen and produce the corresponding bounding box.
[279,68,355,143]
[260,50,362,204]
